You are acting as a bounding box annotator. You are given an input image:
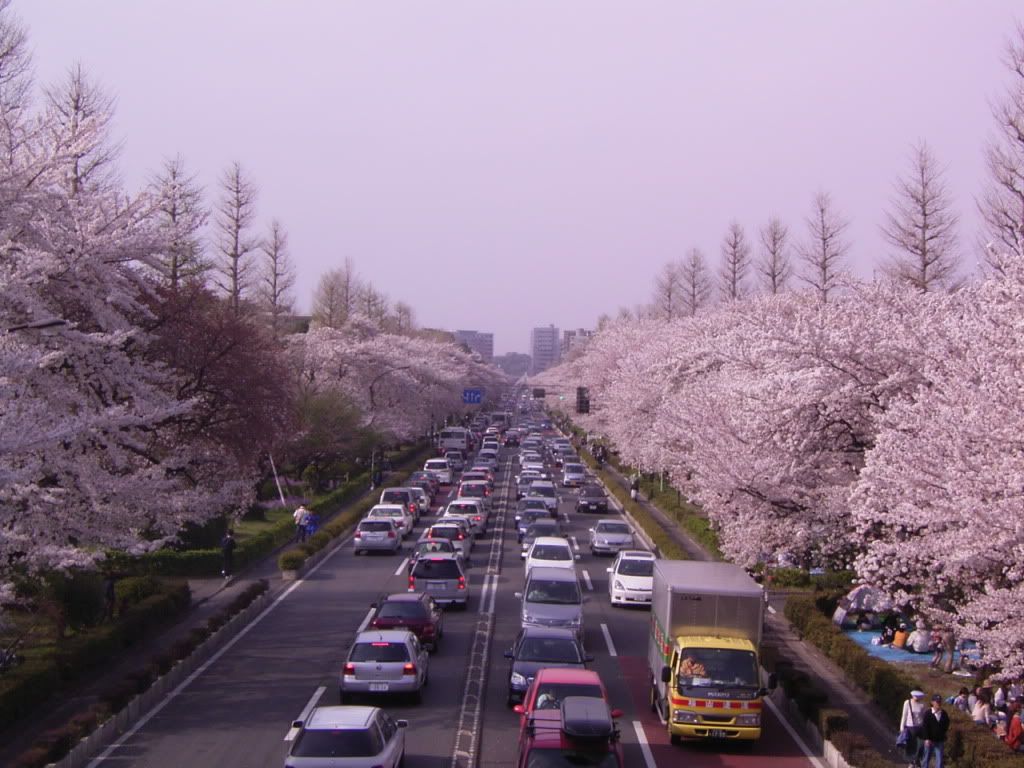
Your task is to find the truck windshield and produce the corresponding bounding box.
[676,648,759,689]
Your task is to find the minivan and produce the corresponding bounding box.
[516,566,584,640]
[408,553,468,609]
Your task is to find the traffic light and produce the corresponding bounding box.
[576,386,590,414]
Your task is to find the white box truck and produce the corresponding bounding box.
[647,560,774,744]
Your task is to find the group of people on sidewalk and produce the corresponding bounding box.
[900,685,1024,767]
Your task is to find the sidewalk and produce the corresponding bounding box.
[598,460,905,764]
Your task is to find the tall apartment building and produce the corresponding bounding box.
[530,324,561,374]
[453,330,494,363]
[561,328,593,356]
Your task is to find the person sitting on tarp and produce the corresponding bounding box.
[880,614,899,645]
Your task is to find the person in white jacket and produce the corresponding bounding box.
[900,689,927,767]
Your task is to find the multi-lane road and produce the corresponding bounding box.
[88,440,823,768]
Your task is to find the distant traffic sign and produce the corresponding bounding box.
[462,388,483,404]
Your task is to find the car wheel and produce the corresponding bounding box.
[353,549,361,556]
[649,684,658,713]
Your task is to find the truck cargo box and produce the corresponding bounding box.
[652,561,763,646]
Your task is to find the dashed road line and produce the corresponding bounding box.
[582,569,593,591]
[284,686,326,741]
[394,556,410,576]
[569,535,580,551]
[632,720,658,768]
[357,607,375,633]
[601,622,618,657]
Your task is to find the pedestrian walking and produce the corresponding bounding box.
[899,689,927,766]
[293,505,310,543]
[220,529,236,578]
[629,474,640,502]
[920,694,949,768]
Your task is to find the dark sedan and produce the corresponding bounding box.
[504,626,592,705]
[576,483,609,514]
[368,593,444,652]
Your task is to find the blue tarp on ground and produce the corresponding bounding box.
[844,630,937,664]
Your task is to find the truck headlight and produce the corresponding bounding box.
[673,710,699,724]
[736,714,761,726]
[510,672,527,687]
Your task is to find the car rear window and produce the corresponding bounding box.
[460,484,485,498]
[428,526,459,540]
[349,642,410,662]
[412,559,463,579]
[527,523,559,538]
[532,544,571,561]
[381,491,408,504]
[530,485,556,498]
[360,521,392,532]
[370,508,402,518]
[291,728,377,758]
[426,461,448,470]
[378,601,427,619]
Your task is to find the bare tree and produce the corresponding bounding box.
[359,283,390,329]
[312,269,349,329]
[679,247,713,316]
[719,221,750,301]
[392,301,415,334]
[213,162,259,315]
[149,155,208,291]
[758,217,791,294]
[0,0,32,169]
[259,219,296,335]
[651,261,683,321]
[979,23,1024,266]
[881,141,960,292]
[43,63,121,197]
[797,191,850,302]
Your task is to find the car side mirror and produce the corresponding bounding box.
[610,708,624,719]
[292,720,303,728]
[606,567,613,573]
[574,554,581,561]
[514,591,523,599]
[396,719,409,728]
[513,704,525,714]
[588,528,595,533]
[661,665,671,684]
[504,650,514,659]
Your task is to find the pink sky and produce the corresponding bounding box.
[16,0,1021,354]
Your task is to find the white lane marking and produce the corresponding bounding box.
[478,573,495,616]
[87,528,355,767]
[600,623,618,657]
[357,607,375,633]
[631,721,657,768]
[764,696,828,768]
[284,686,326,741]
[582,570,593,591]
[569,535,580,551]
[394,557,410,576]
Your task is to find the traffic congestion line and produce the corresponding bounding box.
[601,622,618,657]
[284,686,326,741]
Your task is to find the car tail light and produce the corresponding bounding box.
[354,530,361,538]
[458,576,466,590]
[474,516,482,522]
[422,623,435,635]
[408,575,416,589]
[403,663,416,675]
[387,531,396,538]
[457,533,464,540]
[343,662,355,674]
[410,503,417,514]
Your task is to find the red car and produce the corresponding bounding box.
[516,696,623,768]
[368,593,444,652]
[513,669,621,732]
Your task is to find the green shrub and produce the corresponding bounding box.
[114,575,161,607]
[279,549,307,571]
[306,531,331,553]
[818,708,848,739]
[0,658,61,725]
[46,569,106,630]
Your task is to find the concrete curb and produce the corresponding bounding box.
[282,529,353,581]
[773,691,855,768]
[53,590,272,768]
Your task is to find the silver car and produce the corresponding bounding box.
[339,630,429,702]
[561,463,588,487]
[353,519,401,555]
[423,522,473,559]
[407,553,468,609]
[445,499,488,534]
[516,566,585,639]
[286,705,407,768]
[589,519,635,555]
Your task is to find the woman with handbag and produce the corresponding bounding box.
[899,689,927,767]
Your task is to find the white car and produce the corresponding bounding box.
[423,458,452,485]
[524,536,579,575]
[607,550,656,606]
[445,498,488,533]
[365,504,414,538]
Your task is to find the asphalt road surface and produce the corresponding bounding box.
[88,439,822,768]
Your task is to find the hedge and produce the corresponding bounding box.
[0,581,190,735]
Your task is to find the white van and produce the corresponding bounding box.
[438,427,471,453]
[424,458,453,485]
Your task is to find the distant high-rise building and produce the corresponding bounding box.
[453,330,494,362]
[530,325,561,374]
[561,328,593,356]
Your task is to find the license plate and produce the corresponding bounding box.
[369,682,389,692]
[709,729,728,738]
[428,581,446,590]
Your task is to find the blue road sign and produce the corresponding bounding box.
[462,388,482,404]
